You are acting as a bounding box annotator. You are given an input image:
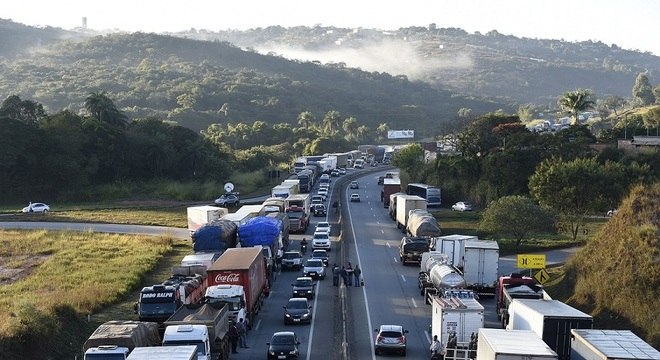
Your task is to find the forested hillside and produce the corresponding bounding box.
[175,25,660,104]
[0,20,504,136]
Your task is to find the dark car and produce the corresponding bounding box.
[267,331,300,360]
[312,203,327,217]
[291,276,316,299]
[399,237,430,265]
[283,298,312,325]
[311,250,329,266]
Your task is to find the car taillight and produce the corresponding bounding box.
[398,336,405,344]
[376,336,384,343]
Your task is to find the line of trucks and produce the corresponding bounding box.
[383,183,658,359]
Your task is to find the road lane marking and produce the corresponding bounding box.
[400,274,406,282]
[411,297,417,308]
[381,229,384,234]
[255,319,262,330]
[387,242,391,249]
[306,275,321,360]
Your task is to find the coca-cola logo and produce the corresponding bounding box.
[215,272,241,284]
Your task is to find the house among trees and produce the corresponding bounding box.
[618,136,660,153]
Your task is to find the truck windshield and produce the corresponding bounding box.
[139,302,177,315]
[207,296,243,311]
[163,340,206,355]
[85,354,127,360]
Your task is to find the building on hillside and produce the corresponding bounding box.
[618,136,660,154]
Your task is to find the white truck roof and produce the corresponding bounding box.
[478,328,557,357]
[571,329,660,360]
[511,299,591,318]
[205,284,244,298]
[163,324,208,342]
[127,345,197,360]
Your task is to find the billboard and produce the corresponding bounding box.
[388,130,415,139]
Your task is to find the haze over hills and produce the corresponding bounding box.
[1,19,659,135]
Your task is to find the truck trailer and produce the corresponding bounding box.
[462,239,499,296]
[405,209,441,238]
[187,206,229,236]
[395,195,427,230]
[507,299,593,360]
[570,329,660,360]
[430,291,484,358]
[382,178,401,208]
[238,216,284,278]
[127,346,198,360]
[429,234,478,270]
[477,328,558,360]
[83,321,161,360]
[206,247,268,327]
[191,220,238,255]
[163,303,230,360]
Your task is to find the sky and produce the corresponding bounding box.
[3,0,659,56]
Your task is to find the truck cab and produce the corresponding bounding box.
[205,284,247,325]
[84,345,130,360]
[162,324,211,360]
[135,284,181,323]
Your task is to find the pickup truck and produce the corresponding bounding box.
[281,251,303,271]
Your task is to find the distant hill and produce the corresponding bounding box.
[170,25,660,105]
[562,182,660,348]
[0,20,505,135]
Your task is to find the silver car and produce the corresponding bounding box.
[374,325,408,356]
[302,259,326,280]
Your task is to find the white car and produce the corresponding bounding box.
[315,222,331,235]
[451,201,473,212]
[312,232,331,251]
[22,202,50,214]
[350,194,361,202]
[317,189,328,200]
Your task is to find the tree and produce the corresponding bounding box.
[392,143,425,181]
[321,110,341,136]
[297,111,315,130]
[558,89,595,125]
[603,95,626,118]
[0,95,47,126]
[642,106,660,135]
[478,196,555,246]
[653,85,660,104]
[84,91,128,129]
[376,123,389,142]
[632,73,655,106]
[529,157,625,240]
[342,117,358,141]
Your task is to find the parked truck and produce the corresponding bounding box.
[406,209,441,238]
[430,291,483,359]
[135,266,208,324]
[271,184,294,199]
[206,247,268,327]
[266,212,289,252]
[83,320,161,360]
[462,239,499,296]
[418,251,466,304]
[388,192,406,220]
[238,216,284,278]
[285,194,310,233]
[325,152,348,169]
[180,253,222,271]
[127,346,198,360]
[507,299,593,360]
[262,197,286,214]
[429,235,478,270]
[477,328,558,360]
[496,273,550,328]
[318,156,337,173]
[570,329,660,360]
[396,195,427,230]
[221,204,264,227]
[296,170,313,193]
[187,206,229,236]
[163,302,230,360]
[192,220,238,254]
[281,179,301,195]
[382,178,401,208]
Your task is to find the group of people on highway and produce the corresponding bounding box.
[228,318,248,354]
[331,262,362,287]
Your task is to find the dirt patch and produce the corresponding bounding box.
[0,254,51,286]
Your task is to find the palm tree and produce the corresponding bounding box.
[558,89,595,125]
[85,91,128,129]
[376,123,390,142]
[297,111,315,130]
[322,110,341,136]
[342,117,358,141]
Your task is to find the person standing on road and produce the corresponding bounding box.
[353,264,361,287]
[236,318,248,348]
[332,264,340,286]
[340,266,348,286]
[229,321,239,354]
[345,262,353,286]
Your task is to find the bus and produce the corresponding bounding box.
[406,183,441,207]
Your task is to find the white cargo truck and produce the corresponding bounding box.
[127,346,198,360]
[430,291,484,358]
[570,329,660,360]
[395,195,426,230]
[187,206,228,235]
[462,239,499,295]
[477,328,558,360]
[429,234,477,269]
[507,299,593,360]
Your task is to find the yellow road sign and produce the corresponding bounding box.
[534,269,550,284]
[517,254,546,269]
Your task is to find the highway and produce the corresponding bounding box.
[0,167,578,360]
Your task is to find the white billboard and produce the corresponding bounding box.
[388,130,415,139]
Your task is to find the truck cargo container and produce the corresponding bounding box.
[396,195,427,230]
[206,248,268,327]
[389,192,406,220]
[325,152,348,168]
[318,156,337,173]
[570,329,660,360]
[83,321,161,359]
[430,291,484,357]
[266,212,289,251]
[507,299,593,360]
[127,346,198,360]
[382,178,401,208]
[262,197,286,214]
[238,216,284,278]
[282,179,301,195]
[163,303,230,360]
[221,205,264,226]
[187,206,228,236]
[405,209,441,238]
[429,235,477,269]
[272,184,294,199]
[463,239,499,296]
[192,220,238,254]
[285,194,310,234]
[477,328,558,360]
[180,253,222,271]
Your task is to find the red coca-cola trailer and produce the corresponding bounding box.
[206,247,269,325]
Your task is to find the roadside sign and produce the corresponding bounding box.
[517,254,546,269]
[534,269,550,284]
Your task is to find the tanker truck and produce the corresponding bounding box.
[405,209,441,238]
[418,251,466,304]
